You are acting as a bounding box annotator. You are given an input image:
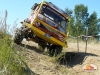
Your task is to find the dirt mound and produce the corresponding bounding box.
[15,41,100,75]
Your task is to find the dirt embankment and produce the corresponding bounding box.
[15,41,100,75]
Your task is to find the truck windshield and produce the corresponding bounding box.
[40,5,68,30]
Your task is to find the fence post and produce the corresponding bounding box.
[85,27,88,53]
[77,26,79,52]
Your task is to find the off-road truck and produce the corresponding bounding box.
[13,1,70,56]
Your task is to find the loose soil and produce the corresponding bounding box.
[15,41,100,75]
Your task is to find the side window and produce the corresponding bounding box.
[29,6,39,24]
[31,3,38,10]
[30,6,39,15]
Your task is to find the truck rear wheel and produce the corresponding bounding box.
[49,45,62,57]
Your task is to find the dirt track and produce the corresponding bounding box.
[16,41,100,75]
[65,42,100,75]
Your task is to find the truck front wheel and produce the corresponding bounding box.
[13,25,27,44]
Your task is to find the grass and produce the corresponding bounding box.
[0,11,34,75]
[0,35,25,75]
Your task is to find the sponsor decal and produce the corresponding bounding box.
[82,64,97,72]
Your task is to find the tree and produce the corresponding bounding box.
[97,18,100,33]
[74,4,89,36]
[65,4,100,38]
[65,8,76,36]
[87,11,99,36]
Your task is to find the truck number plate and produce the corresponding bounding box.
[44,33,51,38]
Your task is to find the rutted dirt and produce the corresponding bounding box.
[15,41,100,75]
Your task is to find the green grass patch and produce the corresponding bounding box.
[0,34,31,75]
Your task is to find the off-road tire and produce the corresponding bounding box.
[13,25,27,44]
[49,45,62,57]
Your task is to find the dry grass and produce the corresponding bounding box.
[0,11,35,75]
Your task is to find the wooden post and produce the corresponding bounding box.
[77,27,79,52]
[85,27,88,53]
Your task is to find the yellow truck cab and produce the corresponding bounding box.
[13,1,70,56]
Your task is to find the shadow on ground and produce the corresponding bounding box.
[24,66,39,75]
[58,52,99,67]
[20,43,43,53]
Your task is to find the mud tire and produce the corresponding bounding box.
[49,45,62,57]
[13,25,27,44]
